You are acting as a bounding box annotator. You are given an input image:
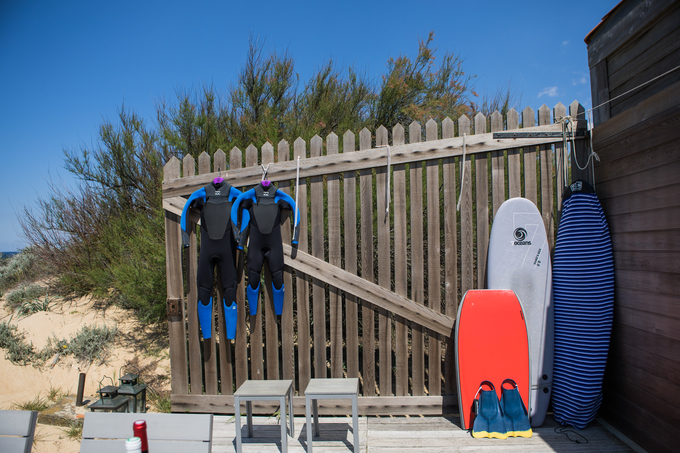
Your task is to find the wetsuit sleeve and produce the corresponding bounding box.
[231,189,256,250]
[274,190,300,245]
[180,187,207,248]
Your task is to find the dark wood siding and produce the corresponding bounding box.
[587,2,680,450]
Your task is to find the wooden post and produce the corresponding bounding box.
[490,111,505,218]
[409,121,425,396]
[459,115,473,295]
[426,119,442,396]
[231,147,248,390]
[213,148,233,395]
[442,116,458,396]
[310,135,326,380]
[164,156,189,396]
[507,109,521,198]
[294,138,312,394]
[474,113,489,289]
[553,103,567,251]
[360,127,376,396]
[343,130,360,381]
[245,144,263,380]
[182,154,202,396]
[393,123,409,397]
[197,152,218,395]
[262,143,279,380]
[538,105,555,250]
[523,107,538,205]
[278,140,295,388]
[376,125,392,396]
[570,101,592,186]
[327,132,343,379]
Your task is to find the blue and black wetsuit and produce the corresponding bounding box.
[181,179,242,340]
[231,181,300,316]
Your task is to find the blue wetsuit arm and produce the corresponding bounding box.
[275,190,301,245]
[231,189,256,249]
[180,187,207,248]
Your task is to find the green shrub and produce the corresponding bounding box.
[61,421,83,440]
[0,249,38,290]
[11,395,50,412]
[147,389,171,413]
[66,325,118,364]
[5,283,46,311]
[14,295,55,319]
[0,322,36,364]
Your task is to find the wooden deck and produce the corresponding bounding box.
[210,413,640,452]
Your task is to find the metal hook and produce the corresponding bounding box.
[261,163,271,181]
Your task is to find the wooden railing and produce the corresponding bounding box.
[162,102,591,415]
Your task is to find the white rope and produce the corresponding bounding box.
[456,133,467,211]
[588,64,680,115]
[553,63,680,187]
[377,144,391,219]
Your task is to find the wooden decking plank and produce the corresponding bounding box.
[207,414,635,452]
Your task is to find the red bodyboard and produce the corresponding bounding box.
[455,290,530,430]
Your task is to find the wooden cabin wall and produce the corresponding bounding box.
[587,1,680,452]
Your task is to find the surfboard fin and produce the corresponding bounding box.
[471,381,508,439]
[500,379,533,438]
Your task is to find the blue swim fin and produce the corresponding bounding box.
[223,300,237,340]
[247,283,260,316]
[273,284,284,316]
[500,379,532,438]
[197,298,213,339]
[472,381,508,439]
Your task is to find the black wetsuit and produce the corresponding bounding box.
[231,181,300,316]
[181,179,241,339]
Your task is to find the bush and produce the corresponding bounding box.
[66,325,118,364]
[5,283,47,311]
[0,322,36,365]
[0,249,38,291]
[11,395,50,412]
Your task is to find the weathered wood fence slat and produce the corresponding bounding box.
[162,104,591,414]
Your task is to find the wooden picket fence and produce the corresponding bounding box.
[161,101,592,415]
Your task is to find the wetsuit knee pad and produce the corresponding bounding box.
[271,270,284,291]
[223,300,237,340]
[247,283,260,316]
[197,297,213,339]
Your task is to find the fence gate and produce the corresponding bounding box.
[162,101,592,415]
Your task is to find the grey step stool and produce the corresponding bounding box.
[234,379,294,453]
[305,378,359,453]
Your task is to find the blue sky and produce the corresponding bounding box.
[0,0,616,251]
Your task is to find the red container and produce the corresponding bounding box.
[133,420,148,453]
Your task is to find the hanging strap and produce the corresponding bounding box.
[457,133,467,211]
[377,144,392,219]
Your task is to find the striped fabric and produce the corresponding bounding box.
[551,192,614,429]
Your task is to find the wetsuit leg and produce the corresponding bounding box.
[196,236,216,340]
[264,228,286,315]
[247,230,265,316]
[219,237,238,339]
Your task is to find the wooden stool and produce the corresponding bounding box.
[304,378,359,453]
[234,379,294,453]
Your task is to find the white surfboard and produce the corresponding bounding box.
[486,197,553,427]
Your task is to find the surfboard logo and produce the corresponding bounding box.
[513,228,532,245]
